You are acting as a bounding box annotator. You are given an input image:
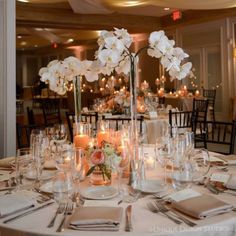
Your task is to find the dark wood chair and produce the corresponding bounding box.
[41,98,61,126]
[158,96,165,105]
[16,123,36,148]
[169,110,198,136]
[66,112,99,142]
[196,120,236,154]
[27,107,36,125]
[203,89,216,122]
[102,115,144,134]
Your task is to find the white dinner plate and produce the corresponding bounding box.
[136,180,166,193]
[80,186,118,200]
[24,170,55,181]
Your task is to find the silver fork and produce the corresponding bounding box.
[47,203,65,228]
[147,202,182,225]
[155,201,196,227]
[56,202,74,232]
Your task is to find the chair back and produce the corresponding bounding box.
[27,107,35,125]
[203,89,216,105]
[196,120,236,154]
[65,112,99,142]
[42,98,61,126]
[102,115,144,134]
[16,123,36,148]
[193,98,208,122]
[158,96,165,105]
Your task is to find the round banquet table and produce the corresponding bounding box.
[0,151,236,236]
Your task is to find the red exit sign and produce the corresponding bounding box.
[172,10,182,21]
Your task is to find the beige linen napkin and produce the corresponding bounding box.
[225,174,236,190]
[0,193,34,217]
[216,155,236,165]
[171,195,233,219]
[0,157,15,168]
[70,206,123,231]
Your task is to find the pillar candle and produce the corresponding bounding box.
[74,134,89,149]
[97,131,109,147]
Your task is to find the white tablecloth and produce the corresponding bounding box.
[0,152,236,236]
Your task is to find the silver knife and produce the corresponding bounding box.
[3,201,54,224]
[125,205,133,232]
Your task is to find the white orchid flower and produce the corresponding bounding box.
[169,62,192,80]
[98,48,121,66]
[147,48,162,58]
[115,56,130,75]
[47,59,59,68]
[104,36,125,53]
[39,67,48,77]
[149,31,165,48]
[173,47,189,61]
[114,27,132,48]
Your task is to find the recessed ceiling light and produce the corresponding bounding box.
[17,0,29,2]
[20,41,27,46]
[34,45,38,47]
[123,1,143,7]
[17,35,22,39]
[164,7,170,11]
[66,38,74,43]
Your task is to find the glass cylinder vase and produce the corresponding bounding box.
[89,166,112,186]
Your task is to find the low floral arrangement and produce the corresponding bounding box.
[86,141,121,181]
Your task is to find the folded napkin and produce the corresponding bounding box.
[220,155,236,165]
[225,174,236,190]
[0,192,34,218]
[70,206,123,231]
[171,194,233,219]
[0,157,15,168]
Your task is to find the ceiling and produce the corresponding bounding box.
[16,0,236,50]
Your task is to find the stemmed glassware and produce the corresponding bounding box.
[52,124,68,144]
[15,148,33,190]
[111,139,131,196]
[155,136,175,184]
[171,131,210,190]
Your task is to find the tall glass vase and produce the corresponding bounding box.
[129,56,139,186]
[73,76,82,123]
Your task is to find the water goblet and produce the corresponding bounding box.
[172,148,210,190]
[156,137,175,185]
[15,148,33,190]
[53,171,74,204]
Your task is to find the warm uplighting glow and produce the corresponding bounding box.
[234,48,236,58]
[164,7,170,10]
[20,41,27,46]
[17,35,22,39]
[102,77,106,82]
[17,0,29,2]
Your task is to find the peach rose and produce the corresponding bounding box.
[90,150,105,165]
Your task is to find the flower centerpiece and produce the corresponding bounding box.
[39,57,99,122]
[94,28,192,170]
[86,141,121,185]
[39,28,192,185]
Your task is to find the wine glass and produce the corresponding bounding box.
[54,145,75,172]
[15,148,33,190]
[52,124,68,144]
[111,139,131,196]
[156,137,175,184]
[172,149,210,190]
[32,134,48,188]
